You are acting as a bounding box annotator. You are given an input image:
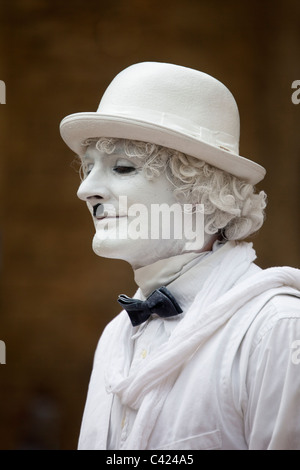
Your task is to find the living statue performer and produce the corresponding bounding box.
[60,62,300,450]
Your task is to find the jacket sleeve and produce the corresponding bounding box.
[244,295,300,449]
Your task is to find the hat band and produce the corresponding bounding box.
[97,104,239,154]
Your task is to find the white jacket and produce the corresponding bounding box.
[78,242,300,450]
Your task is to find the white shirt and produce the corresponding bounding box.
[79,241,300,450]
[107,241,230,448]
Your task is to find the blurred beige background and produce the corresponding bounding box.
[0,0,299,449]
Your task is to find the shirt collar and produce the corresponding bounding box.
[134,240,231,309]
[132,241,231,337]
[167,240,232,314]
[134,250,210,298]
[132,240,232,339]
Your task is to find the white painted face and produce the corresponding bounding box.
[77,143,206,269]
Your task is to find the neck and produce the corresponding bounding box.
[133,235,222,298]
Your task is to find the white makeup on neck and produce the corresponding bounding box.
[77,143,212,269]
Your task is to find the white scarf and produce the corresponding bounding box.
[104,241,300,449]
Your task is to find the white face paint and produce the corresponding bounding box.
[77,143,208,269]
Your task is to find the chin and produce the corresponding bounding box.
[92,233,134,263]
[91,231,190,268]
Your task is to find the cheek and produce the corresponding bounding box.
[111,178,146,204]
[131,176,177,205]
[111,174,177,210]
[146,186,178,207]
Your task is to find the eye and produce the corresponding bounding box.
[113,166,136,175]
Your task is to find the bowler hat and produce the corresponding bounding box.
[60,62,266,184]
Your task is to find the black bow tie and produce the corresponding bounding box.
[117,286,183,327]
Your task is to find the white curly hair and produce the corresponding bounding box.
[80,137,267,241]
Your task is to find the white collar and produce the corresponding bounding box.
[134,240,230,313]
[134,250,209,298]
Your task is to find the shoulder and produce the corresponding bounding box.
[244,287,300,357]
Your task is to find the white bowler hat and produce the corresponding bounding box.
[60,62,266,184]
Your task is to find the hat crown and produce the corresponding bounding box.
[98,62,240,148]
[60,61,266,184]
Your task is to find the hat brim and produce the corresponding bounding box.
[60,112,266,185]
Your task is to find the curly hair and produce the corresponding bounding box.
[80,137,267,241]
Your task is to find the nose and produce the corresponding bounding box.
[77,170,110,204]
